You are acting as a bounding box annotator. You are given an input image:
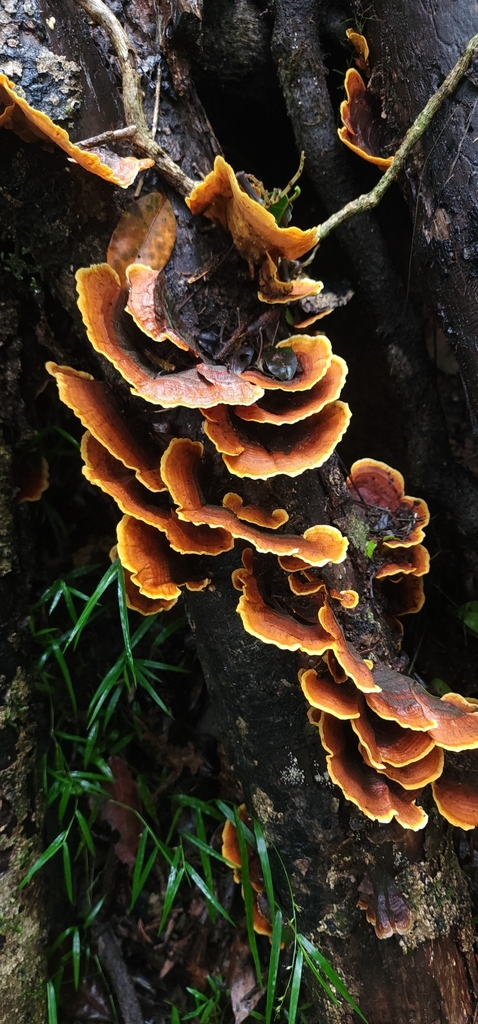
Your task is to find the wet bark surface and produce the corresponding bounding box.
[3,0,478,1021]
[369,1,478,428]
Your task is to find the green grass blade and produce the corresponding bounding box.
[233,807,262,984]
[172,794,224,821]
[181,832,234,867]
[136,671,171,715]
[64,561,119,651]
[253,820,275,918]
[195,810,215,923]
[51,644,77,717]
[20,829,69,887]
[116,563,136,685]
[75,808,95,856]
[72,927,81,990]
[47,980,58,1024]
[266,910,283,1024]
[158,849,184,934]
[62,842,73,903]
[83,896,106,929]
[298,935,367,1020]
[150,615,187,650]
[185,864,235,926]
[287,947,303,1024]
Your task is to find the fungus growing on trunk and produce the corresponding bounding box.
[0,73,153,186]
[46,157,474,940]
[338,68,394,170]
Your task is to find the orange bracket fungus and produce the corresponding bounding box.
[0,73,153,186]
[338,68,394,170]
[222,805,273,938]
[45,152,478,942]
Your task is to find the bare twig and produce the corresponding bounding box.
[73,0,195,195]
[76,124,138,148]
[92,919,144,1024]
[315,31,478,241]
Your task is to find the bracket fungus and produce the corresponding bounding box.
[44,155,478,935]
[338,68,394,170]
[0,74,153,186]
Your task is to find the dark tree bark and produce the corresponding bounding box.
[3,1,478,1022]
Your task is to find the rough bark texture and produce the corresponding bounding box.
[2,1,478,1022]
[0,283,47,1019]
[370,0,478,429]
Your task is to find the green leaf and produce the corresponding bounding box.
[288,947,303,1024]
[175,794,224,821]
[135,671,171,715]
[429,677,452,696]
[130,830,158,910]
[117,563,136,686]
[234,807,262,984]
[158,848,184,934]
[185,864,235,925]
[47,979,58,1024]
[457,601,478,634]
[299,935,368,1022]
[83,895,106,929]
[266,910,283,1024]
[75,808,95,856]
[20,828,70,887]
[63,842,73,903]
[64,561,119,651]
[51,644,77,717]
[254,820,275,920]
[72,927,81,990]
[366,540,377,559]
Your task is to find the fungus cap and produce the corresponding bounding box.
[0,73,153,186]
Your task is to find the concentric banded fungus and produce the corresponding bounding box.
[75,264,264,408]
[347,458,430,547]
[161,440,348,564]
[432,765,478,829]
[186,155,318,269]
[0,73,153,186]
[320,714,428,829]
[116,516,210,600]
[346,28,371,75]
[357,870,412,940]
[46,362,165,492]
[203,402,351,480]
[234,356,348,426]
[222,493,289,529]
[125,265,191,351]
[110,545,177,615]
[47,160,473,861]
[14,452,49,502]
[338,68,394,170]
[81,431,233,555]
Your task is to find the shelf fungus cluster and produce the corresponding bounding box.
[46,153,478,886]
[338,32,395,170]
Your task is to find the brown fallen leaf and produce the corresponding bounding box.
[101,756,143,868]
[227,932,264,1024]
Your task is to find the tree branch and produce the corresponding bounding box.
[316,31,478,241]
[73,0,196,195]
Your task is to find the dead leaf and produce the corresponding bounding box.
[227,932,264,1024]
[101,756,143,868]
[107,192,177,286]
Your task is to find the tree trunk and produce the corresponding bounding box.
[3,1,478,1022]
